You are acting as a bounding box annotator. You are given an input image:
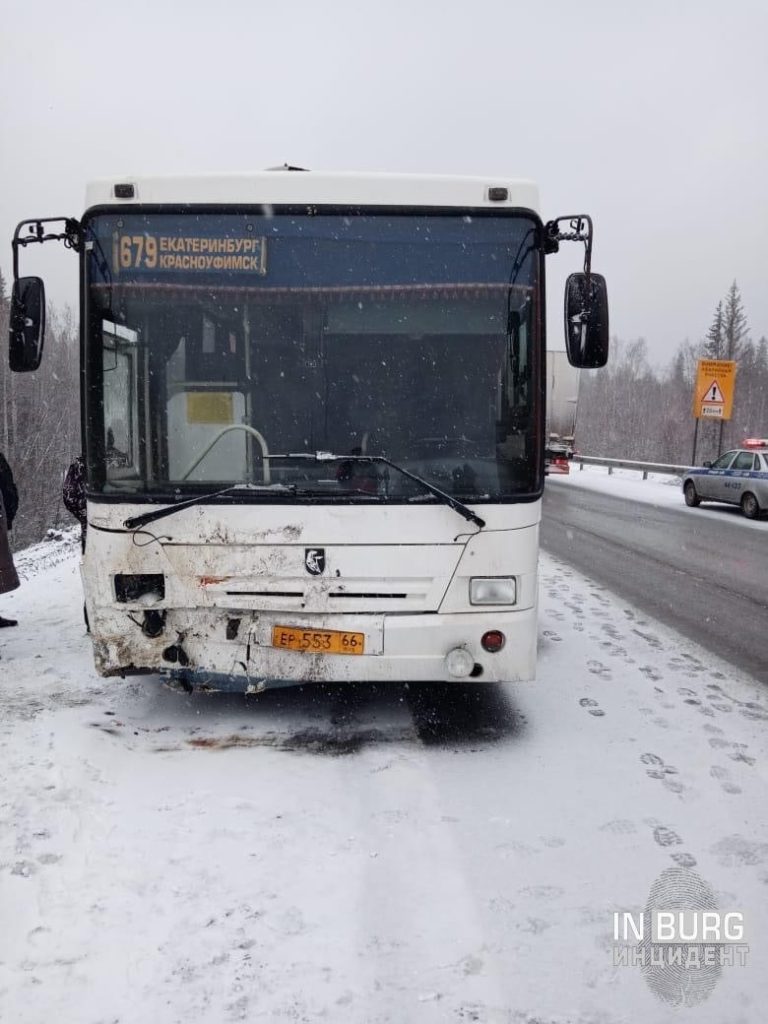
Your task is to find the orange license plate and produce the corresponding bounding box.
[272,626,365,655]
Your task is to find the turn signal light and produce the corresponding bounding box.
[481,630,505,653]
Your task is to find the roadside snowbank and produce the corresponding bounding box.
[551,463,768,530]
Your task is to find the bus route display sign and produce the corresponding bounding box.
[112,232,267,275]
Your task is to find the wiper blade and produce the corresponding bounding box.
[376,456,485,527]
[270,452,485,528]
[123,483,295,530]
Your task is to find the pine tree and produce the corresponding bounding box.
[704,300,724,358]
[754,335,767,373]
[722,281,748,361]
[755,337,768,430]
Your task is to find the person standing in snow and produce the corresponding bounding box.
[0,451,20,627]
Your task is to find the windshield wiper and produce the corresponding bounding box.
[271,452,486,529]
[123,483,296,530]
[291,487,384,500]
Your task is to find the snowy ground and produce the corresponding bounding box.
[553,463,768,532]
[555,463,687,510]
[1,529,767,1023]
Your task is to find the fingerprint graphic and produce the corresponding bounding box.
[639,866,721,1007]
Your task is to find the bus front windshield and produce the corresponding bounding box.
[85,210,542,503]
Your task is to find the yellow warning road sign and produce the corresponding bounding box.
[693,359,736,420]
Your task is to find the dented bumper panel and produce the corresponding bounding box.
[90,606,538,687]
[83,501,541,686]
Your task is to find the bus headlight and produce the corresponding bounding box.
[469,577,517,605]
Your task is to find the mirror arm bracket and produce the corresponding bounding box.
[543,214,593,282]
[12,217,82,280]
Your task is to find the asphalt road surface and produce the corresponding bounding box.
[542,480,768,684]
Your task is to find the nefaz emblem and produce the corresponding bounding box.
[304,548,325,575]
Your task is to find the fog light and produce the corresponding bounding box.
[481,630,505,653]
[469,577,516,605]
[445,647,474,678]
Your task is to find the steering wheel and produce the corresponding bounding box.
[181,425,271,482]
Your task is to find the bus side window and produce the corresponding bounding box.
[102,321,140,480]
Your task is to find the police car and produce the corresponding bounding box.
[682,439,768,519]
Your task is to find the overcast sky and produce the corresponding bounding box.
[2,0,766,365]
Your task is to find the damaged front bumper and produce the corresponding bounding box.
[89,605,538,690]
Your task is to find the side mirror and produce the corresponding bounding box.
[564,272,609,368]
[9,276,46,372]
[703,460,712,469]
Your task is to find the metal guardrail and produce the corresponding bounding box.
[571,456,688,481]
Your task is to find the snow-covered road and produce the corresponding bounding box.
[1,532,766,1023]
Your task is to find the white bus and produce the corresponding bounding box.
[9,170,608,691]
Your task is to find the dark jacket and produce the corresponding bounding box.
[0,454,20,595]
[0,453,18,531]
[63,456,87,525]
